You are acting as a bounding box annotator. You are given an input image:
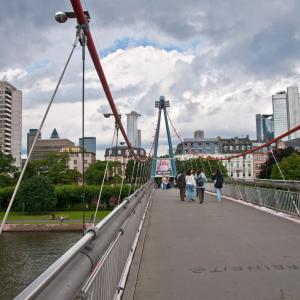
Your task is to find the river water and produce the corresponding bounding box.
[0,231,81,300]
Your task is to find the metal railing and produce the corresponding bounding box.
[206,182,300,216]
[15,180,155,300]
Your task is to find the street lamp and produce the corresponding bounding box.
[103,113,122,160]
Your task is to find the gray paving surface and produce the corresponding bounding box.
[133,189,300,300]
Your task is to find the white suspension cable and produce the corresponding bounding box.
[117,151,130,205]
[92,128,117,225]
[0,35,80,235]
[128,160,137,196]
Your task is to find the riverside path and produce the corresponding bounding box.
[126,188,300,300]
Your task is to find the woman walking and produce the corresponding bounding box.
[185,170,196,202]
[214,170,223,202]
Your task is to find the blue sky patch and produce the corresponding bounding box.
[98,37,200,57]
[27,59,49,73]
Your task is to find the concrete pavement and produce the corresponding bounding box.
[133,188,300,300]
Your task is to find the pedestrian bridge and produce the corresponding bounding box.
[15,181,300,300]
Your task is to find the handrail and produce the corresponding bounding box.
[14,180,154,300]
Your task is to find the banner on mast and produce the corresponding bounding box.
[155,159,173,177]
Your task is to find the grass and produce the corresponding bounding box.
[0,210,111,223]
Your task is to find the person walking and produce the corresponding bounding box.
[186,170,196,202]
[214,169,223,202]
[195,169,207,204]
[161,176,168,190]
[176,172,186,201]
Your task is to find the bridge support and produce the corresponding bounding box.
[151,96,177,178]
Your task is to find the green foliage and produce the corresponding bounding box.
[85,161,106,185]
[0,151,18,187]
[15,175,57,213]
[0,151,17,174]
[54,184,131,209]
[176,158,228,178]
[125,160,151,183]
[85,160,123,185]
[271,153,300,180]
[25,152,81,184]
[259,147,296,179]
[0,186,15,209]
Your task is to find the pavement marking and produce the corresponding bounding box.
[190,264,300,274]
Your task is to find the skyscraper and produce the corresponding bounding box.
[0,81,22,167]
[286,86,300,140]
[126,111,141,147]
[272,86,300,141]
[27,129,41,156]
[256,114,274,142]
[79,137,96,154]
[272,91,289,141]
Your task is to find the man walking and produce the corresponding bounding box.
[176,172,186,201]
[195,169,207,204]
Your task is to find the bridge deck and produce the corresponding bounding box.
[132,189,300,300]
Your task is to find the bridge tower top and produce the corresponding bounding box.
[151,96,177,178]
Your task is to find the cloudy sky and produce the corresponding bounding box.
[2,0,300,158]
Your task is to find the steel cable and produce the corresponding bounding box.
[0,35,80,235]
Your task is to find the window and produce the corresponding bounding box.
[237,172,240,177]
[229,146,233,151]
[74,167,77,171]
[235,145,239,150]
[74,160,77,164]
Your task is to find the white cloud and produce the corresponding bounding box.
[0,68,27,82]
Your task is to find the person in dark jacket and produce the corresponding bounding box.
[176,172,186,201]
[214,169,223,202]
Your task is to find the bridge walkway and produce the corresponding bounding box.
[131,188,300,300]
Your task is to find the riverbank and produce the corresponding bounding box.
[2,222,93,231]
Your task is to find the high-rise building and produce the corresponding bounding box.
[272,91,289,141]
[27,129,41,156]
[79,137,96,155]
[256,114,274,142]
[272,86,300,141]
[126,111,141,147]
[194,130,204,139]
[0,81,22,167]
[286,86,300,140]
[137,130,142,148]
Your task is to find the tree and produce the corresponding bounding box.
[259,147,295,179]
[85,161,107,185]
[176,157,228,178]
[15,175,57,213]
[0,151,18,187]
[271,153,300,180]
[25,152,81,184]
[0,151,17,174]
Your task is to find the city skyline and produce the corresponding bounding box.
[2,1,300,158]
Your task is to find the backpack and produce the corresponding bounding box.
[177,174,186,188]
[196,174,205,187]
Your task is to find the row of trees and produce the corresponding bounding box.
[0,151,151,213]
[259,147,300,180]
[175,157,228,178]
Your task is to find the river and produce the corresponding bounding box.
[0,231,81,300]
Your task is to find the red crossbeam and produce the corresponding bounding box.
[70,0,146,162]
